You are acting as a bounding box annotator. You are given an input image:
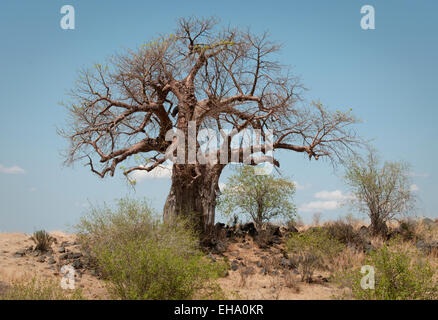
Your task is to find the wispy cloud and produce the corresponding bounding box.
[131,162,172,181]
[293,181,311,190]
[299,189,351,213]
[0,164,25,174]
[314,190,351,201]
[300,200,339,212]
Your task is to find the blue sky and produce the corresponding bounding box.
[0,0,437,232]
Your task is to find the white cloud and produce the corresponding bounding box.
[314,190,350,201]
[131,162,172,181]
[300,200,339,212]
[299,189,351,213]
[410,184,419,192]
[29,187,37,192]
[293,181,311,190]
[0,164,25,174]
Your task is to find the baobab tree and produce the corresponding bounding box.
[60,17,360,235]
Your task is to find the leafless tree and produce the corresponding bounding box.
[59,17,361,235]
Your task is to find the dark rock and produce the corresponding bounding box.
[265,223,281,236]
[256,261,263,268]
[47,257,56,265]
[37,256,46,263]
[70,252,82,259]
[72,259,83,269]
[260,267,267,275]
[58,247,65,253]
[230,260,239,271]
[241,222,258,237]
[59,253,69,260]
[13,250,25,258]
[281,225,298,234]
[236,256,243,261]
[214,222,226,231]
[235,229,244,237]
[279,257,294,269]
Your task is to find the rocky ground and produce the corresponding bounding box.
[0,232,108,299]
[3,218,436,300]
[0,225,342,300]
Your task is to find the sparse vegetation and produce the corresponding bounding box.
[324,220,366,250]
[287,228,344,282]
[0,277,84,300]
[340,239,438,300]
[30,230,55,252]
[75,198,227,300]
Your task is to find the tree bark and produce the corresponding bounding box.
[370,212,388,238]
[163,163,223,235]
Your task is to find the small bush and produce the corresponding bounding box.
[286,228,344,282]
[341,240,438,300]
[395,219,420,241]
[1,277,84,300]
[30,230,54,252]
[324,220,366,249]
[76,198,226,300]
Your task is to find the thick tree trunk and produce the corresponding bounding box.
[163,163,222,235]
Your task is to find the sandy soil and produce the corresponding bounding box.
[217,239,342,300]
[0,232,341,300]
[0,232,109,299]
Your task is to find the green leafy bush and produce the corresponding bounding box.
[218,166,296,229]
[341,240,438,300]
[30,230,55,252]
[286,228,344,282]
[76,198,226,300]
[1,277,84,300]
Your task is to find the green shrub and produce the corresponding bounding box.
[30,230,55,252]
[1,277,84,300]
[341,240,438,300]
[286,228,344,282]
[76,198,226,300]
